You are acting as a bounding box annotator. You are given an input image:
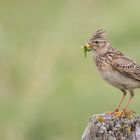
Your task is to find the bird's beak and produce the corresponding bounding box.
[83,44,92,58]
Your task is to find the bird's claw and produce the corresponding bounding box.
[106,109,135,118]
[106,109,119,115]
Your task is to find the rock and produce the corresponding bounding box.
[81,113,140,140]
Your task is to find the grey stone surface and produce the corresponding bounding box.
[81,113,140,140]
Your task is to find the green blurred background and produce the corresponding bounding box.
[1,0,140,140]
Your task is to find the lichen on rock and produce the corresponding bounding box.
[82,113,140,140]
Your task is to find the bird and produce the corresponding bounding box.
[83,29,140,116]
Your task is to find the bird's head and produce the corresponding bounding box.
[83,29,110,57]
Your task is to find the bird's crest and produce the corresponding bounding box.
[92,29,106,40]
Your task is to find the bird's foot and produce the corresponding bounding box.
[106,109,119,115]
[106,109,135,118]
[114,109,135,118]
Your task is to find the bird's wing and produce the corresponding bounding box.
[111,56,140,81]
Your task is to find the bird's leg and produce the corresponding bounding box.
[114,90,127,112]
[123,90,134,111]
[116,90,135,118]
[106,90,126,115]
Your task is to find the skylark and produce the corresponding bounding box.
[83,29,140,115]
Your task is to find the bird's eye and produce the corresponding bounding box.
[94,40,99,44]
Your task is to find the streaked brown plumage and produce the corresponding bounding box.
[84,29,140,114]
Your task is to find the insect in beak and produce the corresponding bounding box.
[82,44,92,58]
